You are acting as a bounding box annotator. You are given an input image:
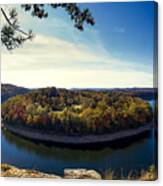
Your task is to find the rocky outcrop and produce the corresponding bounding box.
[64,169,102,179]
[1,164,157,180]
[1,164,61,178]
[1,164,101,179]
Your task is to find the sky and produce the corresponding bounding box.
[1,2,157,89]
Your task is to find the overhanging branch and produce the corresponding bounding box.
[1,7,29,36]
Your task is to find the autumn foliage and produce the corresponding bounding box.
[2,87,152,136]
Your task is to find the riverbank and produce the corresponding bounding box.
[1,164,157,180]
[3,122,153,145]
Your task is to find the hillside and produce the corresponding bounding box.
[1,84,29,102]
[2,87,152,136]
[72,88,157,100]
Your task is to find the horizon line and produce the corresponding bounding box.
[1,82,156,90]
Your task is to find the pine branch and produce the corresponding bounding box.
[1,7,29,36]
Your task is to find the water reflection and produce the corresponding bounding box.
[1,127,155,176]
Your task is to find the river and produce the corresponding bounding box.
[1,100,157,177]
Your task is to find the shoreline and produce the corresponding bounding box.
[1,163,101,179]
[3,122,153,145]
[1,163,157,180]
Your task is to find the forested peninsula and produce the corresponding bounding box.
[2,87,153,143]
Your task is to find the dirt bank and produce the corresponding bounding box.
[3,122,153,145]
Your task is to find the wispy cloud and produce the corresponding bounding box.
[113,26,126,34]
[1,34,150,72]
[1,33,153,88]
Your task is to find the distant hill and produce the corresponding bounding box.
[72,87,157,100]
[1,84,29,103]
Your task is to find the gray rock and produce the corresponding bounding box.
[64,169,102,179]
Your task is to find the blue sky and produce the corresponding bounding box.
[1,2,157,88]
[88,2,154,64]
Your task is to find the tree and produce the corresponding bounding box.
[1,3,95,50]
